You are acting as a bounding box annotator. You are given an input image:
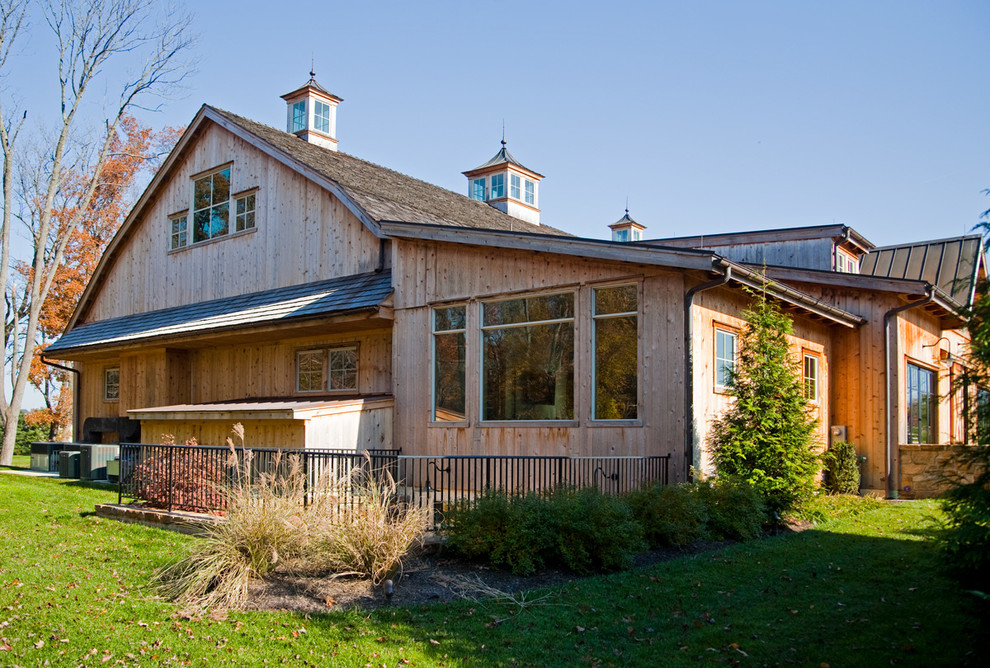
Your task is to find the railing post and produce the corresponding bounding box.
[167,445,174,513]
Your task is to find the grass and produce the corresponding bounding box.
[1,475,986,666]
[1,454,30,469]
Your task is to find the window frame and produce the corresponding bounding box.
[313,100,331,134]
[479,290,576,423]
[906,360,937,444]
[510,173,521,200]
[104,367,120,402]
[714,325,738,393]
[836,248,859,274]
[524,179,535,205]
[489,173,505,199]
[432,304,468,423]
[291,100,307,132]
[169,211,189,250]
[591,283,640,422]
[191,165,231,244]
[471,177,486,201]
[295,344,360,394]
[803,352,820,404]
[170,165,257,252]
[234,189,257,233]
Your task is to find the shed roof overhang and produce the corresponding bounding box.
[46,271,393,359]
[128,394,394,422]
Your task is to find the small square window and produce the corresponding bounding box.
[235,193,256,232]
[104,367,120,402]
[170,214,188,250]
[510,174,521,200]
[297,350,326,392]
[329,347,358,391]
[471,178,486,201]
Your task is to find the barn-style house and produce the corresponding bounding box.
[46,76,986,499]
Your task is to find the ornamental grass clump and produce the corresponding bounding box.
[155,426,427,611]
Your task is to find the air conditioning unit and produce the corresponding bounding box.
[80,444,120,481]
[58,451,80,479]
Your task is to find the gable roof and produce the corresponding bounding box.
[47,271,392,355]
[65,105,570,332]
[860,234,985,307]
[208,107,560,234]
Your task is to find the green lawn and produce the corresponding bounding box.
[1,454,30,469]
[0,476,985,666]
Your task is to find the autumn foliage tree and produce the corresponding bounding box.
[0,0,192,465]
[19,116,181,440]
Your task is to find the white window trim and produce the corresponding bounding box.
[169,212,188,250]
[803,352,820,404]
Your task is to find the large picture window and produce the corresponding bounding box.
[192,167,231,242]
[433,306,466,421]
[482,293,574,421]
[907,362,937,444]
[593,285,638,420]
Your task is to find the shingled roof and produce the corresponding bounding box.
[47,271,392,355]
[860,235,985,307]
[208,107,564,235]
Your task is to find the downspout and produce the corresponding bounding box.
[375,238,387,273]
[684,262,732,481]
[883,286,935,499]
[40,354,80,442]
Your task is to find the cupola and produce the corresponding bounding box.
[609,208,645,242]
[463,139,544,225]
[281,71,343,151]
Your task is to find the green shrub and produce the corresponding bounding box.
[627,482,709,547]
[443,490,556,576]
[696,477,766,540]
[444,488,644,575]
[551,488,644,573]
[822,441,860,494]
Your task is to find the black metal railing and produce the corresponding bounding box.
[117,443,669,529]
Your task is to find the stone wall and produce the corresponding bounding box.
[899,444,984,499]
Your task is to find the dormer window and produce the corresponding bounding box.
[471,178,486,201]
[836,249,859,273]
[291,101,306,133]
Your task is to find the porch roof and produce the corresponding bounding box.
[127,394,394,421]
[46,270,393,356]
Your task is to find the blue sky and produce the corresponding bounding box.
[7,0,990,245]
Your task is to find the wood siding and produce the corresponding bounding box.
[691,287,833,476]
[84,122,383,322]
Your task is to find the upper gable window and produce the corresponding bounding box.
[235,192,256,232]
[170,213,188,250]
[291,101,306,132]
[836,249,859,274]
[313,100,331,134]
[193,167,230,243]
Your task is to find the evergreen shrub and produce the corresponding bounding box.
[822,441,860,494]
[695,477,766,540]
[626,482,708,547]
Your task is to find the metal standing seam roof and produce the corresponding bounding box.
[859,235,984,307]
[46,270,393,354]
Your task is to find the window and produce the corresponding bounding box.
[235,192,256,232]
[482,292,574,420]
[433,306,466,421]
[296,346,358,393]
[170,214,188,250]
[510,173,521,200]
[715,328,737,391]
[615,229,629,242]
[291,100,306,132]
[593,285,638,420]
[490,173,505,199]
[192,167,231,242]
[313,100,330,133]
[631,228,642,241]
[907,362,937,444]
[836,250,859,274]
[104,367,120,402]
[524,179,535,205]
[803,353,820,403]
[471,178,486,201]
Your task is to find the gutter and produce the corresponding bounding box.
[40,354,80,443]
[684,262,732,480]
[883,286,936,499]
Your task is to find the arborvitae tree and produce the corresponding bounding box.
[708,287,820,513]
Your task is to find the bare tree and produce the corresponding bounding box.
[0,0,193,465]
